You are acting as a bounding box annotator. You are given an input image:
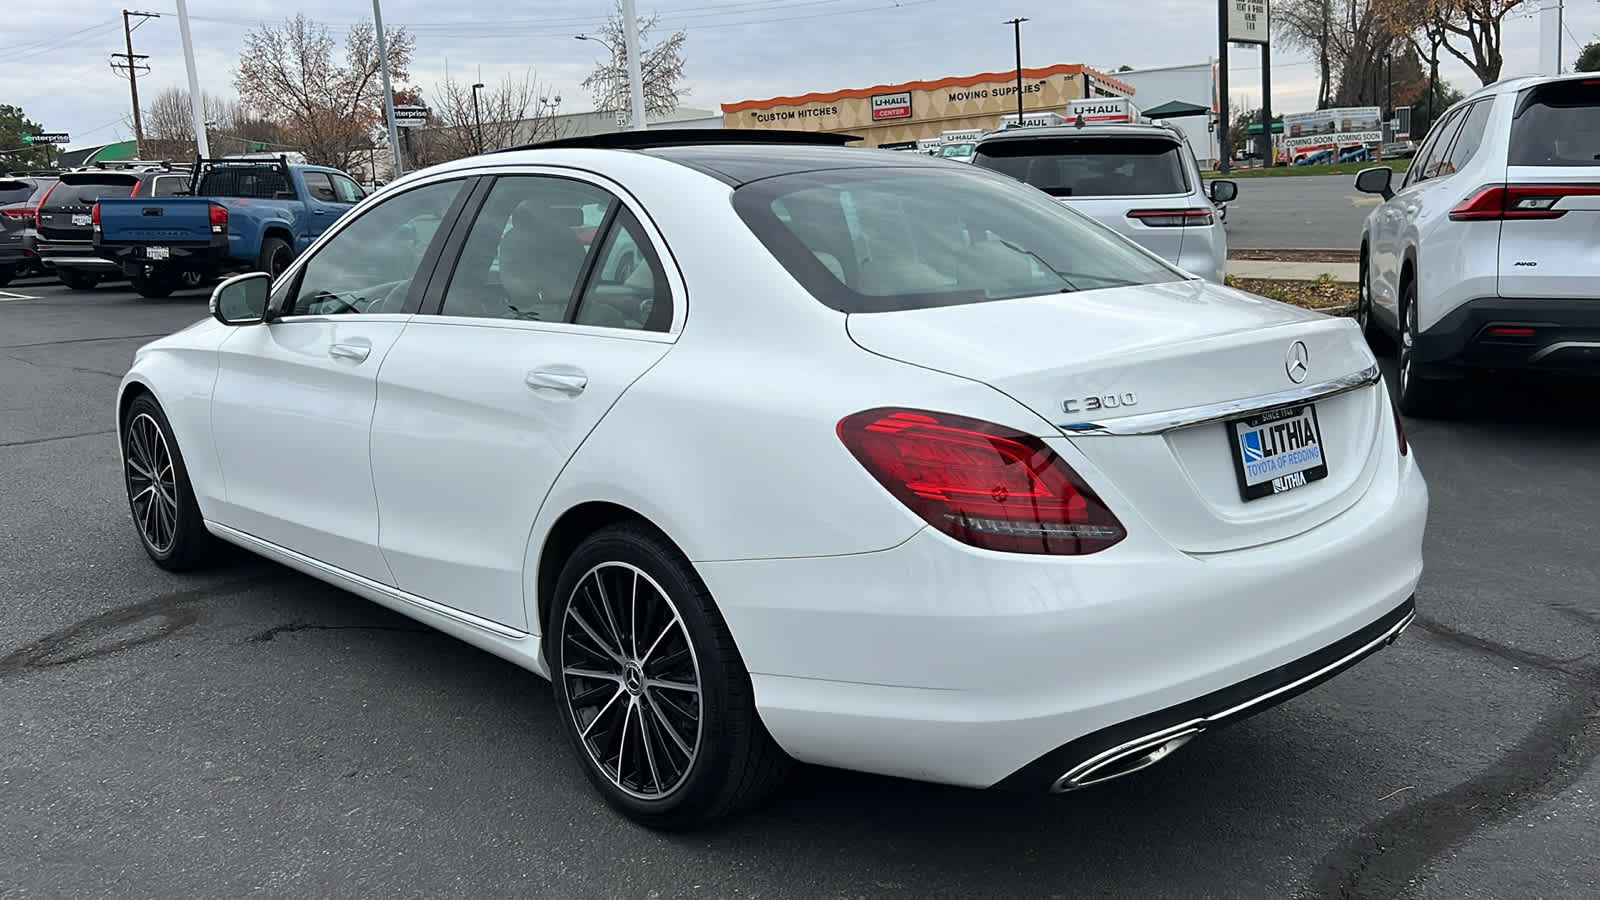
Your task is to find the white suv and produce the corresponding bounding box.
[1355,72,1600,415]
[972,123,1236,283]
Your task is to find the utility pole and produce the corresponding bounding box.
[471,82,485,155]
[111,10,159,157]
[373,0,405,176]
[621,0,647,130]
[174,0,208,158]
[1005,18,1029,123]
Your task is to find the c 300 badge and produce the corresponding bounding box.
[1062,392,1138,414]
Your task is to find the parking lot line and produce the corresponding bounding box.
[0,289,38,302]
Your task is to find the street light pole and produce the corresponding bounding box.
[1005,18,1029,123]
[372,0,404,177]
[471,82,485,155]
[173,0,208,158]
[621,0,647,130]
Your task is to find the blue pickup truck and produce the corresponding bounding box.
[92,156,367,297]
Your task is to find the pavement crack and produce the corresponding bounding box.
[1411,614,1592,676]
[245,622,434,643]
[1306,662,1600,899]
[0,332,172,351]
[0,429,116,449]
[0,576,276,677]
[1,351,125,379]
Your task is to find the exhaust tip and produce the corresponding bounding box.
[1051,726,1202,793]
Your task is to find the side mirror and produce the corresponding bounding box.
[210,271,270,326]
[1208,179,1238,204]
[1355,166,1394,200]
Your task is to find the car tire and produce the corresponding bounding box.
[1356,246,1392,354]
[129,272,175,299]
[0,263,15,287]
[57,268,99,290]
[550,522,792,829]
[121,393,226,571]
[1396,277,1456,418]
[258,237,293,279]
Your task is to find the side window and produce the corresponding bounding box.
[439,176,617,322]
[1408,108,1465,186]
[151,175,186,197]
[573,209,671,331]
[302,172,338,203]
[1440,100,1494,177]
[288,179,464,317]
[330,173,366,203]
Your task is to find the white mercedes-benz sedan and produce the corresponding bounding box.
[115,130,1427,828]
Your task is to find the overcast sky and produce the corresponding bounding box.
[5,0,1596,150]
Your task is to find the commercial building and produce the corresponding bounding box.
[721,64,1135,147]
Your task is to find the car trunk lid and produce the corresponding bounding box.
[846,280,1388,553]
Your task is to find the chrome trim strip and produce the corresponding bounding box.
[1528,341,1600,362]
[1051,607,1414,792]
[1056,364,1381,436]
[209,523,529,640]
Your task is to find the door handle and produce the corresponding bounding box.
[328,342,371,362]
[525,370,588,394]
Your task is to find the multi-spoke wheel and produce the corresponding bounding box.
[550,523,791,828]
[561,561,703,800]
[1395,276,1456,418]
[121,393,223,570]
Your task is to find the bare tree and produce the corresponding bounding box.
[1274,0,1339,108]
[233,13,415,169]
[141,87,232,160]
[418,69,563,161]
[579,0,689,120]
[1378,0,1524,86]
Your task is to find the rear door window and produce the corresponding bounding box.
[1407,107,1466,186]
[1510,79,1600,166]
[973,137,1190,197]
[1439,100,1494,176]
[302,172,339,202]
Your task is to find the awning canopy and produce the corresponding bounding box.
[1142,100,1211,119]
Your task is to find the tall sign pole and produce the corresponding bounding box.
[621,0,647,130]
[1222,0,1272,169]
[174,0,209,158]
[373,0,405,174]
[1006,18,1029,123]
[1216,3,1230,173]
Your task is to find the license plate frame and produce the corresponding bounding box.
[71,213,92,226]
[145,246,170,261]
[1226,402,1330,501]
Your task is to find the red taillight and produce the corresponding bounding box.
[1487,326,1535,337]
[836,408,1127,555]
[1127,208,1214,227]
[34,181,58,229]
[1449,184,1600,221]
[208,202,228,233]
[0,206,35,219]
[91,203,100,226]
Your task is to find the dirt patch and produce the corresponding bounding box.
[1228,248,1361,263]
[1226,275,1357,314]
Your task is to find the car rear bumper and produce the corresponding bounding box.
[97,237,228,274]
[699,446,1427,790]
[35,239,118,269]
[1417,297,1600,375]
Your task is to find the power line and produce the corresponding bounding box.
[4,22,121,60]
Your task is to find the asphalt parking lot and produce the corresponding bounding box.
[2,276,1596,899]
[1225,174,1376,250]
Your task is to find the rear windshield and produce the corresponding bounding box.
[46,176,139,207]
[0,181,32,205]
[972,136,1190,197]
[732,167,1184,314]
[197,165,291,199]
[1510,79,1600,167]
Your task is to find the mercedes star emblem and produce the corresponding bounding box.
[1286,341,1310,384]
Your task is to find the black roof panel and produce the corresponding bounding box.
[645,144,956,186]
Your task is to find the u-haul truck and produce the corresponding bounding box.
[997,111,1072,129]
[1064,97,1140,125]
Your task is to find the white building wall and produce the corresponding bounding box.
[1114,61,1218,167]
